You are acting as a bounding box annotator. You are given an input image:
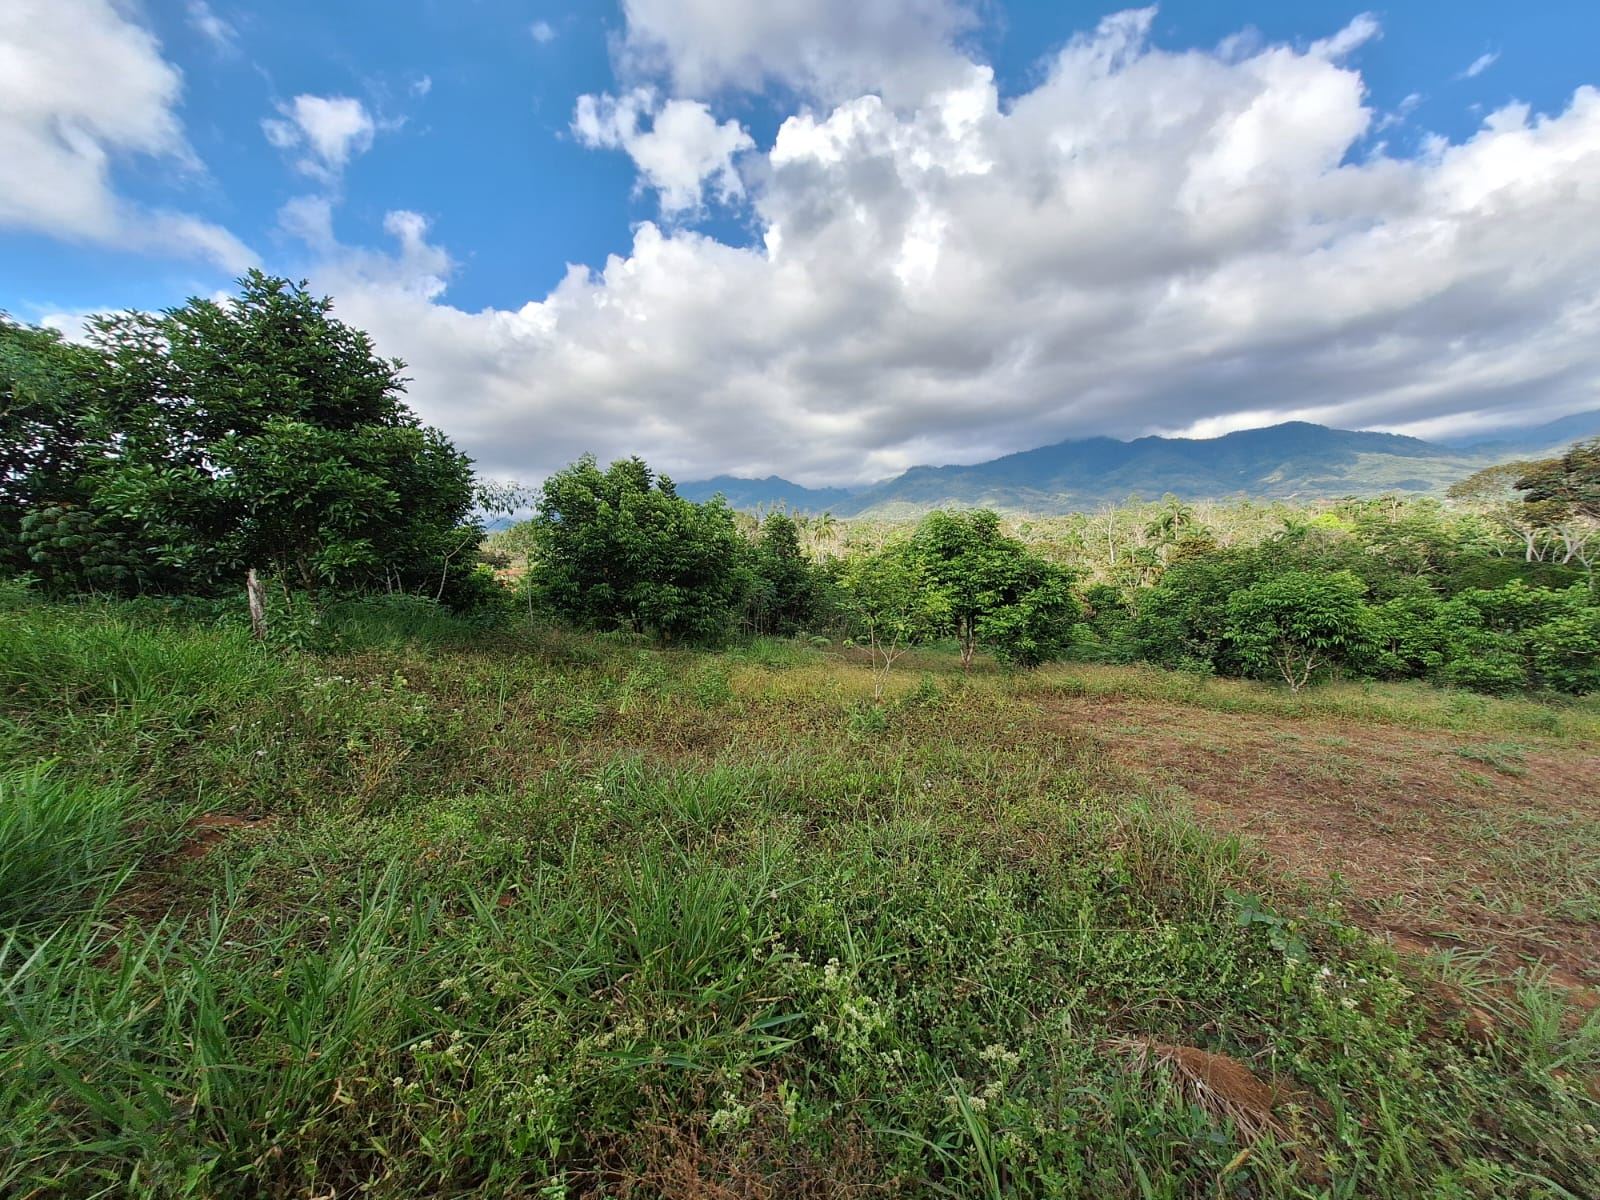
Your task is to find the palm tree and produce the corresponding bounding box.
[1144,496,1196,543]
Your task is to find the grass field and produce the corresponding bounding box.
[2,587,1598,1198]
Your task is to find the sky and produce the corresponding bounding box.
[4,2,1600,486]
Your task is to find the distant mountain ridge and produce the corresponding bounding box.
[676,415,1600,517]
[673,475,858,513]
[1438,409,1600,455]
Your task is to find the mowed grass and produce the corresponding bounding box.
[2,589,1598,1198]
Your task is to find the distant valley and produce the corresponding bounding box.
[678,412,1600,516]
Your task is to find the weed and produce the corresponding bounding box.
[1454,742,1530,775]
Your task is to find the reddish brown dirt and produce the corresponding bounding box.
[1050,695,1600,993]
[587,1078,887,1199]
[173,812,275,861]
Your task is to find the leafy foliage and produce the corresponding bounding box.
[835,541,949,697]
[1224,570,1374,691]
[911,510,1080,668]
[1,274,480,603]
[529,454,750,642]
[1516,438,1600,520]
[0,319,104,580]
[748,512,817,635]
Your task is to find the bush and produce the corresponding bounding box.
[1367,592,1447,679]
[1127,551,1259,674]
[1434,582,1600,694]
[527,456,751,644]
[1528,610,1600,694]
[1438,632,1531,695]
[1224,570,1374,691]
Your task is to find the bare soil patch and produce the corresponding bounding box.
[174,812,276,861]
[1049,695,1600,992]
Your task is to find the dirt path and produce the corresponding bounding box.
[1049,695,1600,996]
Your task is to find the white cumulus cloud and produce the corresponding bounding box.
[297,10,1600,487]
[0,0,254,270]
[573,89,754,215]
[263,95,377,182]
[1460,51,1500,80]
[615,0,982,106]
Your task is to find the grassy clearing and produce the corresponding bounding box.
[1034,662,1600,744]
[1,594,1598,1198]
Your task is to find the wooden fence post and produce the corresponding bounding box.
[247,568,267,641]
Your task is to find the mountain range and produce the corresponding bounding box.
[676,410,1600,517]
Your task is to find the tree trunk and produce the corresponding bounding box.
[246,568,267,641]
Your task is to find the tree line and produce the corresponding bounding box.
[5,273,1596,695]
[516,456,1078,688]
[506,450,1599,696]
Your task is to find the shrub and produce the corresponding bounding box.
[1528,610,1600,694]
[528,455,751,644]
[1224,570,1374,691]
[1434,582,1600,694]
[1127,551,1259,674]
[1438,632,1530,695]
[1367,592,1447,679]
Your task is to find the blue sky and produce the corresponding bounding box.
[4,2,1600,483]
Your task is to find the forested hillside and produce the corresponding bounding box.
[678,417,1600,516]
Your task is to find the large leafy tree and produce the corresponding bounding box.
[748,512,816,635]
[0,319,119,584]
[5,273,479,600]
[912,510,1079,669]
[1224,569,1374,692]
[1449,445,1600,576]
[530,455,750,642]
[1516,439,1600,521]
[1515,439,1600,579]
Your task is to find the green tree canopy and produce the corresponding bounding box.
[3,273,480,602]
[910,509,1080,669]
[748,512,817,635]
[529,455,750,643]
[835,541,948,698]
[1515,438,1600,521]
[0,318,102,579]
[1224,569,1374,691]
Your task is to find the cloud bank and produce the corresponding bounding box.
[11,1,1600,487]
[302,7,1600,485]
[0,0,254,270]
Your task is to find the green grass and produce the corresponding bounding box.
[0,763,128,930]
[1,594,1597,1197]
[1034,661,1600,742]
